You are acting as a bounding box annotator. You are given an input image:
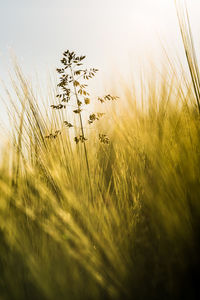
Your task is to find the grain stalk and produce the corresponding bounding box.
[69,64,92,197]
[175,0,200,113]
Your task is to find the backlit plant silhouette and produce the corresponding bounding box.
[46,50,118,193]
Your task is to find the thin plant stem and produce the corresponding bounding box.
[70,66,93,200]
[175,0,200,114]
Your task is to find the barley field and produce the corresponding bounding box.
[0,2,200,300]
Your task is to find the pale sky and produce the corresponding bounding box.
[0,0,200,125]
[0,0,199,77]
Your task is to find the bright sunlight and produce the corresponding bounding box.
[0,1,200,299]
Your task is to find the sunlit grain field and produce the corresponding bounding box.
[0,3,200,300]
